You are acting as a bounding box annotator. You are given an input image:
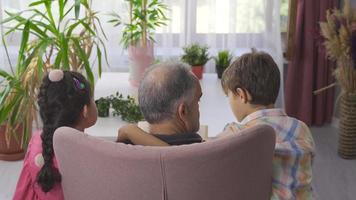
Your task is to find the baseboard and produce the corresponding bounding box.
[331,117,339,128]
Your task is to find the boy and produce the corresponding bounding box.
[219,50,315,199]
[118,50,315,200]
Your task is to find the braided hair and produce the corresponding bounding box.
[37,71,91,192]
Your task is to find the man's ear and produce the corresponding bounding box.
[236,88,248,104]
[177,103,187,119]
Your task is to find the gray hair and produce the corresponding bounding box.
[138,61,197,123]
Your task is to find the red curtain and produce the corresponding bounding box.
[285,0,339,126]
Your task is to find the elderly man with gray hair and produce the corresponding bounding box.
[117,61,203,145]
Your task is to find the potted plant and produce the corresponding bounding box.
[110,92,144,123]
[181,43,210,79]
[109,0,169,86]
[95,97,111,117]
[0,0,107,161]
[318,0,356,159]
[214,50,233,79]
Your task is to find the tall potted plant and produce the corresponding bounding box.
[214,50,233,79]
[0,0,107,160]
[181,43,210,79]
[319,0,356,159]
[109,0,169,86]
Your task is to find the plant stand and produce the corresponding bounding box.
[128,43,154,87]
[338,92,356,159]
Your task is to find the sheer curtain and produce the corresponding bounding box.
[0,0,284,107]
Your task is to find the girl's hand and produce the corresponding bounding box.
[117,124,140,142]
[117,124,169,146]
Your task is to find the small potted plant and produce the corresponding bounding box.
[110,92,144,123]
[109,0,169,86]
[181,43,210,79]
[214,50,233,79]
[95,97,111,117]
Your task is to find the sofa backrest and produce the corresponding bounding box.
[53,124,275,200]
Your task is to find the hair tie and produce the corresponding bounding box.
[73,77,85,91]
[48,70,64,82]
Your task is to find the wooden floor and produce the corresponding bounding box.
[0,125,355,200]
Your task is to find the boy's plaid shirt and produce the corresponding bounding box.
[226,109,315,200]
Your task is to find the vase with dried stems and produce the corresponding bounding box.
[319,0,356,159]
[0,0,107,160]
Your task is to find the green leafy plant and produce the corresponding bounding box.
[0,0,107,147]
[95,97,111,117]
[214,50,233,79]
[214,50,233,70]
[110,92,144,123]
[108,0,169,48]
[181,43,210,66]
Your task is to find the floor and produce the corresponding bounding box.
[312,126,356,200]
[0,125,355,200]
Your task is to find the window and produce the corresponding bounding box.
[197,0,266,34]
[280,0,289,32]
[157,0,290,34]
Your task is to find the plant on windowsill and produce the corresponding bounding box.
[0,0,107,161]
[110,92,144,123]
[181,43,210,79]
[95,97,111,117]
[108,0,169,86]
[214,50,233,79]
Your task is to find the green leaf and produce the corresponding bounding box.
[8,97,23,129]
[28,21,47,37]
[66,20,82,37]
[75,0,81,19]
[81,0,90,9]
[97,46,102,77]
[44,1,56,28]
[59,0,65,21]
[60,33,70,70]
[0,85,11,107]
[54,51,63,68]
[16,20,30,73]
[1,11,25,24]
[0,91,21,123]
[96,38,110,67]
[63,5,74,19]
[29,0,47,7]
[94,16,108,40]
[0,69,13,79]
[78,19,96,36]
[72,38,94,86]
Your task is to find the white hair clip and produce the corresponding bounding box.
[48,70,64,82]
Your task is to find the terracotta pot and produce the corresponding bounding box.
[0,124,29,161]
[192,65,204,80]
[338,92,356,159]
[128,42,155,87]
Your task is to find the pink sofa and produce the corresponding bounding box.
[53,124,275,200]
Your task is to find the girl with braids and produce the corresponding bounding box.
[13,70,98,200]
